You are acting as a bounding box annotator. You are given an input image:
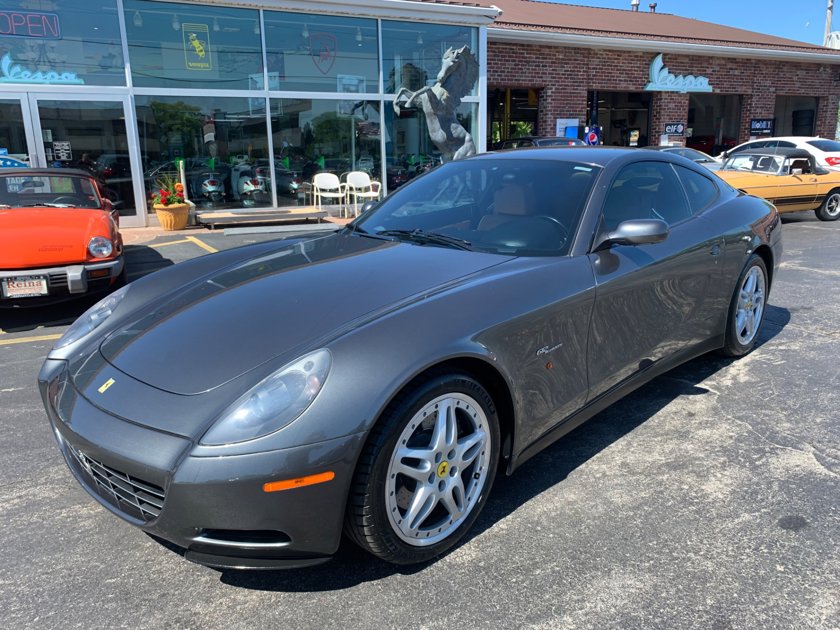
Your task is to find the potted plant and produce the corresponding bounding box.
[151,174,189,231]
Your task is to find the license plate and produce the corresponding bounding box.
[1,275,49,298]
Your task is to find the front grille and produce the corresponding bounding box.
[66,443,165,522]
[48,271,68,290]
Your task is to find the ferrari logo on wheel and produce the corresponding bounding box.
[437,461,449,478]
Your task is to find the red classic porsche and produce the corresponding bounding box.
[0,168,124,306]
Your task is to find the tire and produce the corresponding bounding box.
[345,372,500,564]
[816,189,840,221]
[720,254,768,357]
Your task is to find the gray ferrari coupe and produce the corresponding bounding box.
[39,148,782,570]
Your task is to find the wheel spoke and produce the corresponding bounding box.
[455,429,486,469]
[430,398,457,452]
[393,447,433,481]
[405,484,438,531]
[440,477,466,521]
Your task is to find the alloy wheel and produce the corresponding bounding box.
[735,265,766,346]
[386,393,491,546]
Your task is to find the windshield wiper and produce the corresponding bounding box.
[30,203,77,208]
[376,229,472,250]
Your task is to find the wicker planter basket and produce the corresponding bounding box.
[153,203,190,231]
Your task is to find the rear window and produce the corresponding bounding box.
[807,139,840,152]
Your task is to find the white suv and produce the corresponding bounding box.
[718,136,840,170]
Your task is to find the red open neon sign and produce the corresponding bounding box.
[0,11,62,39]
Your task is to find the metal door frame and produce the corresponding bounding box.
[25,93,145,227]
[0,93,39,166]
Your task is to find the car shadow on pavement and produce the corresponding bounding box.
[213,305,790,591]
[124,244,176,282]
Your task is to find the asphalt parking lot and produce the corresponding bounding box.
[1,217,839,629]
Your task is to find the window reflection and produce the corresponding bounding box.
[135,96,270,210]
[0,0,124,86]
[263,12,378,93]
[124,0,262,89]
[271,99,382,205]
[382,21,476,95]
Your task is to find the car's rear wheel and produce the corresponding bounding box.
[345,372,499,564]
[816,189,840,221]
[720,254,768,357]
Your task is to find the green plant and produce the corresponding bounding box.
[151,174,185,206]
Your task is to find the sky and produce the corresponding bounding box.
[544,1,833,46]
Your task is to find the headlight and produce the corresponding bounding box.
[88,236,113,258]
[54,284,129,349]
[201,349,332,446]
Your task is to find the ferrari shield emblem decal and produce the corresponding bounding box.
[98,378,115,394]
[309,33,337,75]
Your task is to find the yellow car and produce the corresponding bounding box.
[716,148,840,221]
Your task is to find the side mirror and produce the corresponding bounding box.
[359,200,378,214]
[595,219,669,251]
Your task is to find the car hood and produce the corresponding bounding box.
[100,233,512,395]
[0,208,114,268]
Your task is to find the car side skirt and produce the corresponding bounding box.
[508,335,723,473]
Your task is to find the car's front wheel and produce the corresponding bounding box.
[345,372,500,564]
[816,189,840,221]
[720,254,768,357]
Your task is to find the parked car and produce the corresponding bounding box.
[39,148,781,570]
[715,148,840,221]
[1,168,124,306]
[497,136,585,149]
[716,136,840,171]
[642,145,722,171]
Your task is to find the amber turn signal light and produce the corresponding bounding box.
[263,471,335,493]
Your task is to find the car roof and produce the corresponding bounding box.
[0,168,94,177]
[480,146,661,165]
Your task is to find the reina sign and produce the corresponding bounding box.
[644,54,713,93]
[0,53,84,85]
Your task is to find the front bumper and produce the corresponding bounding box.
[1,256,124,304]
[39,359,363,570]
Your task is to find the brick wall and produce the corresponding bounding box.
[488,42,840,143]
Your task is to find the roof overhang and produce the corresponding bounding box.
[152,0,502,26]
[488,26,840,64]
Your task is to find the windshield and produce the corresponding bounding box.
[720,154,783,174]
[0,173,103,209]
[354,158,600,256]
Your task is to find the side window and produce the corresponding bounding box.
[674,165,719,215]
[777,141,795,149]
[732,141,761,154]
[602,161,692,231]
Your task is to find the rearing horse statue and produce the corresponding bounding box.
[393,45,479,162]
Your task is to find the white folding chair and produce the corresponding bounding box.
[345,171,382,217]
[312,172,346,216]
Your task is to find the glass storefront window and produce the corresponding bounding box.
[0,100,28,162]
[35,99,137,216]
[384,101,476,192]
[271,98,382,205]
[124,0,262,90]
[382,21,477,96]
[0,1,124,86]
[263,12,378,94]
[135,96,270,210]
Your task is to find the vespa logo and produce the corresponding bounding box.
[0,53,84,85]
[644,54,712,93]
[309,33,336,75]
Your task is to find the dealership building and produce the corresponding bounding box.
[1,0,839,227]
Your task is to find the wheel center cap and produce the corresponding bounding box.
[437,461,449,478]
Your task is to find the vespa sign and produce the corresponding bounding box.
[645,54,713,93]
